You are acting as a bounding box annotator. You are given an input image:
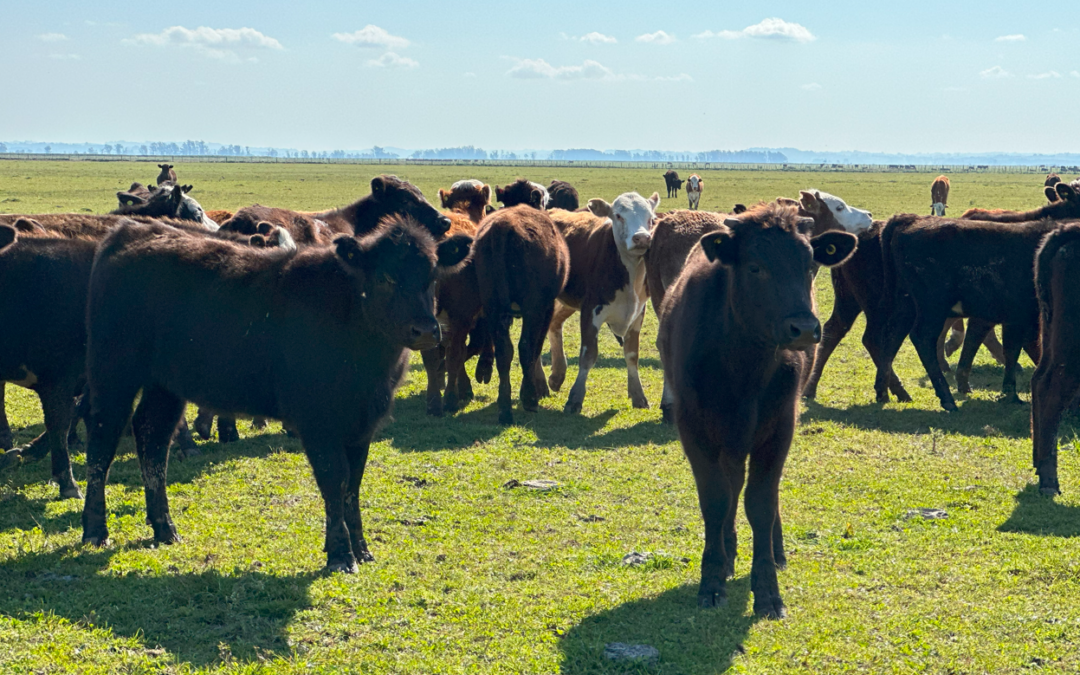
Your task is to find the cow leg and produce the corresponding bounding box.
[746,431,790,620]
[473,321,495,385]
[444,317,474,414]
[492,314,516,425]
[130,387,184,544]
[1031,349,1076,496]
[936,322,953,374]
[685,440,743,608]
[873,296,917,404]
[194,407,215,440]
[546,301,577,392]
[999,322,1029,404]
[565,306,601,414]
[519,305,554,413]
[0,384,11,451]
[910,309,958,411]
[804,270,861,399]
[216,416,240,444]
[944,318,965,357]
[421,345,446,417]
[343,438,375,563]
[39,383,81,500]
[82,385,140,546]
[67,385,90,450]
[172,418,200,459]
[624,308,649,409]
[305,438,357,572]
[955,319,994,395]
[981,323,1006,365]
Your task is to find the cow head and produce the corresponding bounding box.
[333,215,472,351]
[797,190,873,234]
[112,183,218,230]
[699,202,856,349]
[368,175,452,239]
[1043,181,1080,217]
[1046,173,1062,188]
[439,179,491,224]
[687,175,702,191]
[496,179,547,210]
[932,202,947,216]
[0,224,16,250]
[588,191,660,257]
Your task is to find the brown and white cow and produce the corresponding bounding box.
[686,174,703,210]
[496,179,550,210]
[931,175,950,216]
[547,191,660,414]
[439,180,492,225]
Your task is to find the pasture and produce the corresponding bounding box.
[1,161,1079,674]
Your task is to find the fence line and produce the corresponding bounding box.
[0,153,1075,174]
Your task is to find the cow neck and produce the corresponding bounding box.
[615,239,647,293]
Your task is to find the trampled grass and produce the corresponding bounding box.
[1,161,1079,673]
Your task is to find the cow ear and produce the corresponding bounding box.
[700,230,737,265]
[811,231,857,267]
[371,175,388,195]
[797,216,816,235]
[1057,181,1076,201]
[170,184,184,204]
[495,186,505,203]
[249,234,268,247]
[588,198,613,218]
[256,221,274,235]
[776,197,799,207]
[438,188,451,208]
[798,190,819,214]
[529,188,545,209]
[158,164,166,169]
[13,217,44,233]
[437,233,473,269]
[0,224,15,249]
[648,192,661,211]
[732,203,747,214]
[117,191,146,206]
[1046,186,1060,203]
[129,182,144,192]
[181,184,193,193]
[481,184,491,203]
[334,235,369,272]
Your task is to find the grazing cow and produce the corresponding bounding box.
[223,175,452,243]
[438,180,491,225]
[80,217,472,572]
[686,174,703,210]
[156,164,177,184]
[960,181,1080,222]
[658,202,856,616]
[546,192,660,414]
[663,170,684,198]
[547,180,580,211]
[1046,173,1062,188]
[495,179,549,210]
[877,214,1056,411]
[472,205,570,424]
[931,175,950,216]
[1031,223,1080,496]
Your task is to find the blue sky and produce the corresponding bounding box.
[1,0,1078,153]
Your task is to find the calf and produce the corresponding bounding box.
[877,214,1057,411]
[547,180,580,211]
[473,205,569,424]
[931,175,950,216]
[439,180,491,224]
[495,179,549,210]
[961,181,1080,222]
[658,202,855,616]
[547,192,659,414]
[156,163,177,184]
[80,217,472,571]
[1031,223,1080,496]
[686,174,703,210]
[663,170,683,198]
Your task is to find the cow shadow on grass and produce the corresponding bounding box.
[802,398,1032,440]
[558,579,756,674]
[999,484,1080,537]
[0,545,318,668]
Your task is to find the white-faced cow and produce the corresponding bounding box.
[931,175,950,216]
[686,174,703,210]
[547,192,660,414]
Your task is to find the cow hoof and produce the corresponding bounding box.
[697,592,727,609]
[631,397,649,410]
[875,393,891,404]
[521,399,540,413]
[563,400,582,415]
[548,375,564,393]
[498,410,514,425]
[82,534,109,547]
[0,432,12,452]
[218,428,240,444]
[356,548,376,564]
[251,417,268,430]
[326,559,359,574]
[426,399,445,417]
[475,361,493,385]
[194,419,213,441]
[1003,394,1022,405]
[1039,486,1061,497]
[660,406,674,425]
[152,525,181,545]
[181,445,201,459]
[58,484,83,500]
[754,597,788,620]
[941,400,959,413]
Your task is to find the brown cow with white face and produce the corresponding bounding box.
[686,174,703,210]
[931,175,950,216]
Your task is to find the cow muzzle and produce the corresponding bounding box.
[631,232,652,250]
[778,314,820,349]
[407,321,442,351]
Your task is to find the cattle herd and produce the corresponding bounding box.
[1,165,1079,619]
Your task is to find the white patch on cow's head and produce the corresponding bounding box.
[932,202,947,216]
[807,190,873,233]
[451,179,483,191]
[528,181,551,209]
[591,191,659,256]
[687,174,702,191]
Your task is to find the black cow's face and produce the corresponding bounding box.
[371,176,451,239]
[700,221,856,349]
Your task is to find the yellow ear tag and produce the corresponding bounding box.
[826,244,837,256]
[347,252,354,260]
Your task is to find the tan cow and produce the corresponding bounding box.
[931,175,950,216]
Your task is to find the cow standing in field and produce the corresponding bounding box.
[472,204,569,424]
[80,217,472,571]
[547,180,580,211]
[496,179,550,210]
[931,175,950,216]
[546,192,659,414]
[658,201,856,616]
[663,170,683,199]
[156,164,177,184]
[686,174,703,210]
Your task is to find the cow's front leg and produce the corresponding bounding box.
[623,308,649,409]
[565,305,602,414]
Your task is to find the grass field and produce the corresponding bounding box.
[1,161,1078,674]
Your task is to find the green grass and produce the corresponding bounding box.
[2,161,1078,674]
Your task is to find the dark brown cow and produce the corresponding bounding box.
[1046,173,1062,188]
[547,180,580,211]
[877,214,1058,411]
[472,205,569,424]
[495,179,548,209]
[1031,223,1080,496]
[222,175,451,243]
[658,202,856,616]
[546,192,659,413]
[156,164,177,184]
[663,170,683,199]
[438,180,491,225]
[960,181,1080,222]
[80,217,472,571]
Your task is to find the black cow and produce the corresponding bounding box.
[663,170,684,199]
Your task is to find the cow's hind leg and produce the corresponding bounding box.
[82,384,139,546]
[565,306,601,414]
[421,344,446,417]
[1000,322,1031,404]
[194,408,215,440]
[955,319,994,395]
[1031,348,1076,496]
[546,302,577,392]
[910,309,958,411]
[520,305,554,413]
[0,384,11,451]
[131,386,185,544]
[37,383,80,499]
[491,314,516,425]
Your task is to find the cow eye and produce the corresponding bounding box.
[836,205,843,212]
[748,264,762,275]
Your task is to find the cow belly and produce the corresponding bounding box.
[595,286,646,337]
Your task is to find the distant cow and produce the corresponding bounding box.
[1046,173,1062,188]
[495,179,549,210]
[931,175,950,216]
[686,174,703,210]
[80,217,472,571]
[439,180,491,224]
[472,205,569,424]
[156,164,177,184]
[546,192,660,414]
[663,170,683,198]
[658,201,855,616]
[547,180,580,211]
[960,181,1080,222]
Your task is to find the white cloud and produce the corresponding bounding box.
[505,57,690,82]
[694,18,815,43]
[656,73,693,82]
[37,33,68,42]
[126,26,282,62]
[49,53,81,60]
[995,34,1026,42]
[635,30,676,45]
[1072,71,1080,78]
[332,25,410,50]
[1028,71,1062,79]
[801,82,822,90]
[578,31,617,44]
[980,65,1011,78]
[366,51,418,69]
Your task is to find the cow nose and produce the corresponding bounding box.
[632,232,652,249]
[408,320,442,350]
[437,215,452,235]
[780,315,821,348]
